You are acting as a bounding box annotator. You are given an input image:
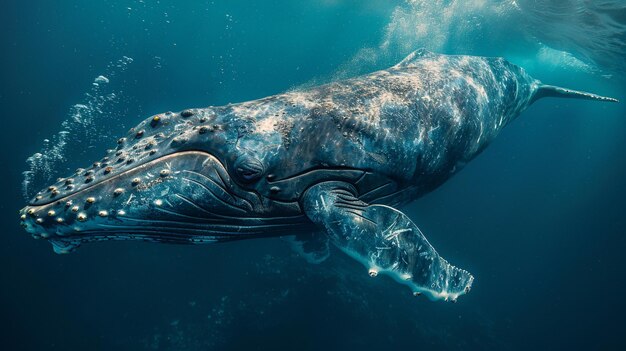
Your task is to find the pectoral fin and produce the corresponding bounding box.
[302,181,474,301]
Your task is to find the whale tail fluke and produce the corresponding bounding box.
[532,84,619,103]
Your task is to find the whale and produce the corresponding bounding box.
[19,49,617,301]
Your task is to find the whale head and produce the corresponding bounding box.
[19,107,307,253]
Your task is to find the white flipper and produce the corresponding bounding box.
[302,181,474,301]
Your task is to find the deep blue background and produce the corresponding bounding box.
[1,1,625,350]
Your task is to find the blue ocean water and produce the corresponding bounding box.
[2,1,626,350]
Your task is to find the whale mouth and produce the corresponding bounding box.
[19,151,302,253]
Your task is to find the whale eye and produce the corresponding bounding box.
[233,155,265,183]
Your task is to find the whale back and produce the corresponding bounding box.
[224,51,541,205]
[234,50,616,206]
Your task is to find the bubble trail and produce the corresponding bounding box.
[22,56,134,201]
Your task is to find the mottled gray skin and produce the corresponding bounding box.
[19,49,616,301]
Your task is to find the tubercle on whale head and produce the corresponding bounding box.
[18,107,304,253]
[25,107,230,205]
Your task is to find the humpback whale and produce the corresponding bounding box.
[19,49,617,301]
